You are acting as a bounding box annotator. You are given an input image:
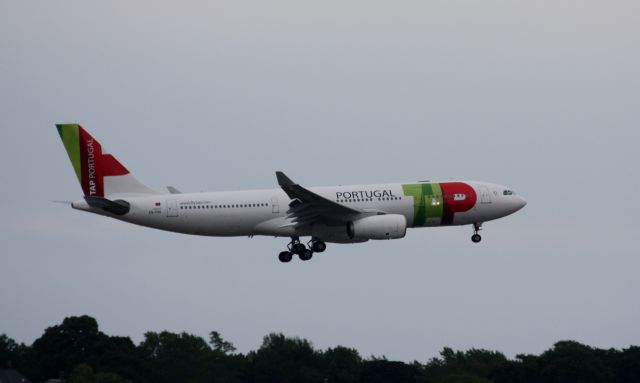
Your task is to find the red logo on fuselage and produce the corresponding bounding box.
[439,182,477,225]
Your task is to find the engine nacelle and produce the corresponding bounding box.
[347,214,407,240]
[311,223,368,244]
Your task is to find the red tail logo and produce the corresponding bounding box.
[78,128,129,197]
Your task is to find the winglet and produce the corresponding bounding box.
[276,171,295,186]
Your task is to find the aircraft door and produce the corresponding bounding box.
[271,197,280,214]
[166,199,179,217]
[478,186,492,204]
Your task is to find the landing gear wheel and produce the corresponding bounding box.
[278,251,293,263]
[299,249,313,261]
[292,243,306,255]
[471,222,483,244]
[312,241,326,253]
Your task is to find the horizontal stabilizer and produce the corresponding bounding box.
[85,196,130,216]
[167,186,182,194]
[51,200,73,204]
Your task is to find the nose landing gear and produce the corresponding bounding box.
[471,223,482,243]
[277,237,327,263]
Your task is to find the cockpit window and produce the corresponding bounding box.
[503,190,515,195]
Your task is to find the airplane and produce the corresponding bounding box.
[56,124,527,262]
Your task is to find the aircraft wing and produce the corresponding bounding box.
[276,171,361,227]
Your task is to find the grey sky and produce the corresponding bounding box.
[1,0,639,361]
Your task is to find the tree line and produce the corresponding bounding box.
[1,315,639,383]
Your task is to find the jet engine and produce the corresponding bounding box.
[347,214,407,240]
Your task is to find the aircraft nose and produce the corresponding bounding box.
[515,195,527,211]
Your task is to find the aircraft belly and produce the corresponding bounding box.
[253,217,306,237]
[452,210,476,225]
[198,213,267,236]
[424,217,441,227]
[123,205,264,236]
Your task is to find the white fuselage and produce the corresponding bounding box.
[71,181,526,242]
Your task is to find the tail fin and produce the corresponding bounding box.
[56,124,158,197]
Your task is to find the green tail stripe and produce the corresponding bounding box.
[56,124,82,182]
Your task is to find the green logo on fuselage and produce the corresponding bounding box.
[402,183,443,226]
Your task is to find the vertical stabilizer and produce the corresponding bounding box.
[56,124,158,197]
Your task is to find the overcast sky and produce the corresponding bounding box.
[1,0,639,362]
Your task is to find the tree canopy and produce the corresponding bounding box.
[1,315,639,383]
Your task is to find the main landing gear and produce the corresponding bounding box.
[278,237,326,263]
[471,222,483,243]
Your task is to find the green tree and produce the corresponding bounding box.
[536,341,613,383]
[492,354,538,383]
[30,316,146,383]
[139,330,247,383]
[8,316,640,383]
[92,336,148,383]
[94,371,134,383]
[0,334,19,367]
[208,331,247,383]
[423,347,508,383]
[248,333,323,383]
[614,346,640,383]
[322,346,363,383]
[32,315,103,379]
[209,331,237,354]
[438,374,494,383]
[68,363,132,383]
[361,357,421,383]
[68,363,95,383]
